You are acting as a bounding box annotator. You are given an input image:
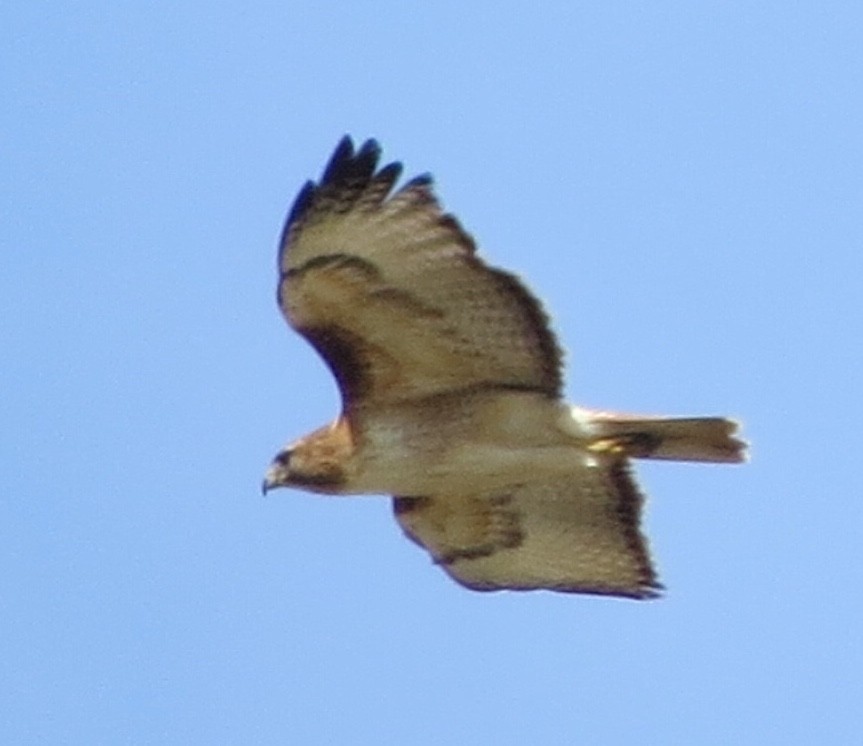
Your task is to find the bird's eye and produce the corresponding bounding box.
[274,450,292,466]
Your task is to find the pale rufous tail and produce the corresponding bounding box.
[577,409,748,463]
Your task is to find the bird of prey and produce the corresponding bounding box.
[262,136,746,599]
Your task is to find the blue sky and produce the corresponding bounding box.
[3,2,862,743]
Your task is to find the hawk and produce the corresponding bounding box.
[262,136,746,598]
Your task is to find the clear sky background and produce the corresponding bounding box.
[3,2,862,744]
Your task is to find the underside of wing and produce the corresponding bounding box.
[277,137,562,412]
[393,460,661,599]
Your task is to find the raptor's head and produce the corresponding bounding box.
[262,421,352,495]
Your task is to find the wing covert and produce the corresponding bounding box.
[277,137,563,413]
[393,460,661,599]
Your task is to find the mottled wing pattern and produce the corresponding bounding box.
[278,137,562,413]
[393,459,661,599]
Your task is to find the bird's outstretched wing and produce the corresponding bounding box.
[278,137,562,416]
[393,459,662,599]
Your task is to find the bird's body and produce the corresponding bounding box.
[263,137,746,598]
[287,390,567,493]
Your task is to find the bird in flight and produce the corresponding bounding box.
[262,136,746,598]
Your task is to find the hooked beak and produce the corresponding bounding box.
[261,450,292,495]
[261,468,281,496]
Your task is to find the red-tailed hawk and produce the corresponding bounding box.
[262,136,746,599]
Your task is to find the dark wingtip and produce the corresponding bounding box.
[280,136,367,253]
[283,180,316,237]
[355,137,382,165]
[279,136,403,263]
[401,172,433,190]
[320,136,381,187]
[322,135,357,183]
[375,161,404,187]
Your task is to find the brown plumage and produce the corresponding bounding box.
[262,136,747,599]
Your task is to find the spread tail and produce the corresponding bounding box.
[574,408,748,463]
